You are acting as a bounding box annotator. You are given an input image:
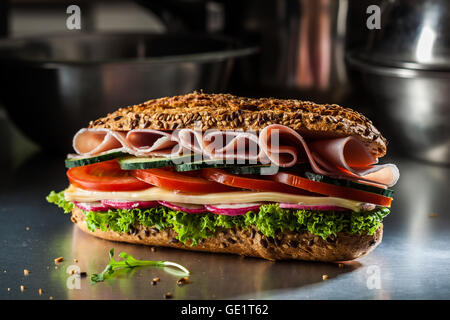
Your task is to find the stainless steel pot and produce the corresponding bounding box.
[346,0,450,165]
[347,53,450,165]
[0,33,257,153]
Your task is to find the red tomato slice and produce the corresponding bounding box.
[201,169,317,195]
[131,168,236,193]
[67,160,150,191]
[271,172,392,207]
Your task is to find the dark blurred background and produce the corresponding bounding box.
[0,0,449,164]
[0,1,449,301]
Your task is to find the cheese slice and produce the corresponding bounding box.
[65,185,364,212]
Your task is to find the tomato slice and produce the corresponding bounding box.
[67,160,150,191]
[271,172,392,207]
[201,168,317,195]
[131,168,236,193]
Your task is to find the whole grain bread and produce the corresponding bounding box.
[71,208,382,262]
[88,92,387,158]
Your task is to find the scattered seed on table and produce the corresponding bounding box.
[177,277,190,286]
[54,257,64,264]
[164,292,173,299]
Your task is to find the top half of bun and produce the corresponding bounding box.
[88,92,387,158]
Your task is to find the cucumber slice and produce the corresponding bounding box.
[227,165,276,175]
[304,171,394,197]
[174,158,272,172]
[119,154,195,170]
[65,150,126,168]
[174,159,232,172]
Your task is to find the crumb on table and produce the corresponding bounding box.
[54,257,64,264]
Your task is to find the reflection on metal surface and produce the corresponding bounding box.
[346,0,450,164]
[354,0,450,70]
[347,0,450,164]
[347,54,450,165]
[415,26,436,64]
[64,226,360,300]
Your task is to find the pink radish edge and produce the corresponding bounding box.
[204,204,263,216]
[157,201,207,214]
[101,200,159,210]
[279,203,348,211]
[73,201,109,212]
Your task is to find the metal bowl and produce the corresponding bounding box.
[347,52,450,165]
[0,33,257,153]
[346,0,450,165]
[356,0,450,71]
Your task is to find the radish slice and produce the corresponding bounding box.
[279,203,348,211]
[361,203,377,211]
[205,203,263,216]
[74,201,109,212]
[158,201,207,214]
[101,200,159,210]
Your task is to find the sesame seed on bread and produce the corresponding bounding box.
[88,92,387,158]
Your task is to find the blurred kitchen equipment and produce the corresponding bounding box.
[0,33,257,153]
[138,0,352,103]
[0,1,8,38]
[346,0,450,165]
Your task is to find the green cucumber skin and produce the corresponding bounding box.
[175,159,268,173]
[119,155,195,170]
[227,165,272,175]
[175,160,231,172]
[120,159,174,170]
[65,152,126,168]
[305,171,394,197]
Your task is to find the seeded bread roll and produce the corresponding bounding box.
[71,208,382,262]
[88,92,387,158]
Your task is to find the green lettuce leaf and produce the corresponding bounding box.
[46,190,74,213]
[47,190,389,246]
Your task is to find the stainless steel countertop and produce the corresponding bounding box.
[0,115,449,300]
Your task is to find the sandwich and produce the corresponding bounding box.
[47,92,399,261]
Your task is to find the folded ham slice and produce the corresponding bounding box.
[308,137,399,187]
[126,129,181,156]
[71,124,399,187]
[73,128,126,156]
[73,128,181,157]
[259,125,399,187]
[177,128,269,164]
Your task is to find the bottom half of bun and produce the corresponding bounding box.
[71,208,383,262]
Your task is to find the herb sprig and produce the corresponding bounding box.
[90,248,190,284]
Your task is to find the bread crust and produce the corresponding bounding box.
[71,208,382,262]
[88,92,387,158]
